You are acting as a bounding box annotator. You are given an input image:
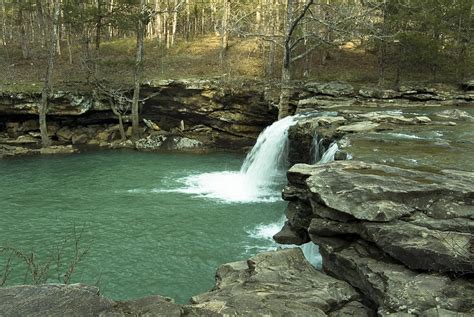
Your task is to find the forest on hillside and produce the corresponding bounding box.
[1,0,472,88]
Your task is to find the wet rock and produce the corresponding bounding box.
[287,116,343,165]
[273,221,309,245]
[0,144,34,158]
[435,109,474,121]
[358,88,402,99]
[190,248,364,316]
[305,81,354,97]
[337,122,381,133]
[40,145,79,155]
[5,135,40,145]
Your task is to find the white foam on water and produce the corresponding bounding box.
[169,116,298,203]
[385,132,425,140]
[175,171,281,203]
[247,221,284,241]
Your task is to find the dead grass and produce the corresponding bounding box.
[0,35,466,92]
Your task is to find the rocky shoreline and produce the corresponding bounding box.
[1,79,473,159]
[0,80,473,316]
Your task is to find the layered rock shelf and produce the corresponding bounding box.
[0,79,278,158]
[273,161,473,316]
[1,80,473,159]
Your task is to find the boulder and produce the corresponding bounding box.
[173,137,202,150]
[189,248,364,316]
[72,133,89,145]
[56,126,74,142]
[135,134,167,151]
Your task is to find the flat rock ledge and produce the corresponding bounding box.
[275,160,474,316]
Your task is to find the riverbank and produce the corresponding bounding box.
[1,79,473,159]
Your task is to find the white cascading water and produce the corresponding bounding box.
[251,137,339,268]
[240,115,297,186]
[319,141,339,163]
[177,115,298,203]
[311,135,323,164]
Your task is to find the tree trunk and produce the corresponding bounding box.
[171,0,178,46]
[39,0,61,148]
[278,0,294,120]
[132,0,146,141]
[18,4,29,59]
[95,0,102,50]
[220,0,230,62]
[1,0,7,46]
[278,66,291,120]
[35,0,46,47]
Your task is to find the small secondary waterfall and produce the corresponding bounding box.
[311,138,339,164]
[178,116,298,203]
[319,142,338,163]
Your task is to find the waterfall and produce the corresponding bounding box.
[310,135,323,164]
[319,141,338,163]
[311,136,339,164]
[240,115,297,187]
[177,116,298,203]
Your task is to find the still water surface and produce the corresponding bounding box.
[0,150,285,303]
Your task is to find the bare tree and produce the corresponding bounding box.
[278,0,313,120]
[39,0,61,148]
[131,0,147,142]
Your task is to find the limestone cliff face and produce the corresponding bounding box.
[0,79,278,154]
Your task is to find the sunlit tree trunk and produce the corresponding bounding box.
[171,0,178,45]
